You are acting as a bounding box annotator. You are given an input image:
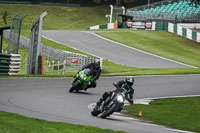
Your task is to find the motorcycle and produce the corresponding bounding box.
[69,68,92,93]
[91,85,129,118]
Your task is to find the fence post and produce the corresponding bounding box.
[58,61,60,74]
[46,60,49,74]
[41,56,44,75]
[52,60,54,75]
[63,59,66,75]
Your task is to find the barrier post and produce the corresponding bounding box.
[41,56,44,75]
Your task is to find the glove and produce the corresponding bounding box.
[91,79,94,83]
[113,82,118,88]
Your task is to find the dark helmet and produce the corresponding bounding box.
[125,77,134,86]
[94,59,100,68]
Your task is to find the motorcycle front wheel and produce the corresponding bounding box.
[100,103,117,118]
[69,81,80,93]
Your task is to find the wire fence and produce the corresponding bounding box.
[3,30,101,74]
[7,13,24,54]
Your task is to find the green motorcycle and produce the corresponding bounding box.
[69,68,92,93]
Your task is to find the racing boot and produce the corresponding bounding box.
[84,83,93,91]
[116,107,123,112]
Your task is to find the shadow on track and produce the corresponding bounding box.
[94,116,128,123]
[68,91,98,96]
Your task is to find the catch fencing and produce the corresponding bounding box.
[3,30,101,73]
[7,13,24,54]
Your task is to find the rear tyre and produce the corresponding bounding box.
[100,104,117,118]
[69,81,79,93]
[91,106,101,116]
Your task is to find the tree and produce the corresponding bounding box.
[2,11,8,24]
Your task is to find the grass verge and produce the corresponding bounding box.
[124,97,200,132]
[0,111,124,133]
[0,4,109,33]
[97,30,200,68]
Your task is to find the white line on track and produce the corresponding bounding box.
[86,31,197,68]
[43,31,197,68]
[42,35,102,59]
[100,74,200,78]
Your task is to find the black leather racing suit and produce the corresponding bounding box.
[96,80,134,107]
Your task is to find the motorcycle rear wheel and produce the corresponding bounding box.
[91,107,101,116]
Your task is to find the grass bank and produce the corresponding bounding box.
[0,111,124,133]
[0,4,109,37]
[124,97,200,132]
[97,30,200,68]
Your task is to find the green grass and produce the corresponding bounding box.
[124,97,200,132]
[1,3,200,133]
[0,4,109,37]
[0,111,124,133]
[1,4,200,76]
[97,30,200,68]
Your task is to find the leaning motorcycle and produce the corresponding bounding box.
[91,86,129,118]
[69,68,92,93]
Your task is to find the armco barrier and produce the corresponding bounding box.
[197,32,200,43]
[182,28,187,37]
[192,31,197,41]
[156,22,168,31]
[89,23,117,30]
[0,53,21,75]
[186,29,192,40]
[167,23,200,43]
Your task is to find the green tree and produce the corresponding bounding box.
[2,11,8,24]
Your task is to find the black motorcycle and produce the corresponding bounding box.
[91,85,129,118]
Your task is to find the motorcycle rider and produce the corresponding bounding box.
[80,58,101,90]
[95,77,135,111]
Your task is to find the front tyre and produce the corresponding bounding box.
[100,103,117,118]
[69,81,79,93]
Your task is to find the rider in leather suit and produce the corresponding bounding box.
[80,59,101,90]
[96,77,135,110]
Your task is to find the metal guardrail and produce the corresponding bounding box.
[41,44,99,69]
[3,30,102,72]
[0,53,21,75]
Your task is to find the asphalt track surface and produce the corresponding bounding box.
[1,75,200,133]
[42,30,195,68]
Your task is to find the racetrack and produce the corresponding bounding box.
[1,30,199,133]
[0,75,200,133]
[42,30,195,68]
